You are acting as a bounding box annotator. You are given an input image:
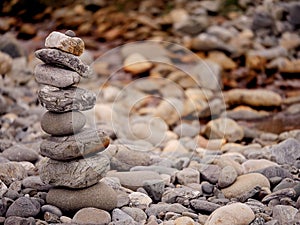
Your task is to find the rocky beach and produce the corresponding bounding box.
[0,0,300,224]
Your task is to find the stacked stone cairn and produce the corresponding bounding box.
[34,31,111,190]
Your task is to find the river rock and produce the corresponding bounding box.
[34,64,81,88]
[191,60,222,91]
[41,111,86,136]
[107,171,162,191]
[2,144,39,162]
[221,173,270,199]
[106,144,151,171]
[38,85,96,112]
[122,207,147,223]
[39,154,110,188]
[225,89,282,107]
[45,31,85,56]
[218,166,238,188]
[0,162,27,186]
[112,208,136,224]
[0,51,12,75]
[145,203,189,217]
[176,168,200,185]
[40,128,110,160]
[123,53,153,75]
[6,197,40,217]
[72,207,111,225]
[22,176,52,191]
[143,179,165,202]
[174,216,195,225]
[35,49,92,78]
[205,203,255,225]
[4,216,35,225]
[46,182,117,212]
[190,199,220,213]
[270,138,300,166]
[242,159,278,173]
[204,118,244,142]
[272,205,298,225]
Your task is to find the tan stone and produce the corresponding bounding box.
[45,31,84,56]
[221,173,270,199]
[124,53,153,75]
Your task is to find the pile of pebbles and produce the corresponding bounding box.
[0,0,300,223]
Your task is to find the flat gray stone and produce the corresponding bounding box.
[107,171,162,191]
[2,144,39,162]
[145,203,189,217]
[46,182,117,212]
[40,154,110,188]
[271,138,300,166]
[106,145,152,171]
[41,111,86,136]
[45,31,84,56]
[40,128,110,160]
[38,85,96,112]
[35,48,92,78]
[121,207,147,223]
[34,64,81,88]
[190,199,220,213]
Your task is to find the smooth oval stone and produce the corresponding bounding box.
[34,64,81,88]
[40,128,110,160]
[205,203,255,225]
[221,173,270,199]
[2,144,39,162]
[46,182,117,212]
[38,85,96,112]
[72,207,111,225]
[39,154,110,189]
[41,111,86,136]
[45,31,84,56]
[35,49,91,78]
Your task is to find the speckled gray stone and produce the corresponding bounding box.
[40,128,110,160]
[39,154,110,188]
[35,49,91,78]
[38,85,96,112]
[34,64,81,88]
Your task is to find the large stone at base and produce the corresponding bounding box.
[46,182,117,212]
[39,154,110,188]
[38,85,96,112]
[40,129,110,160]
